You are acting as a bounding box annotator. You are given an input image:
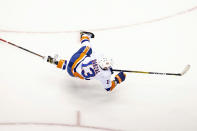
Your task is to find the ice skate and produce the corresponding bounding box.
[80,31,95,38]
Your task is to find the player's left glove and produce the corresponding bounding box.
[114,71,126,84]
[107,72,126,91]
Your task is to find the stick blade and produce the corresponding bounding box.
[180,64,191,76]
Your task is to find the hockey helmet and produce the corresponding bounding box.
[98,57,113,70]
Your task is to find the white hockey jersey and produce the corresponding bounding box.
[66,36,116,91]
[75,52,113,90]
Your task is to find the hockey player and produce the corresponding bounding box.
[46,31,126,91]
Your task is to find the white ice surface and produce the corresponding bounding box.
[0,0,197,131]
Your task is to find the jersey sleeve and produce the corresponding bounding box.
[100,78,112,91]
[98,70,117,92]
[104,80,116,91]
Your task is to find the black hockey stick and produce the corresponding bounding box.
[0,38,45,59]
[112,65,191,76]
[0,38,191,76]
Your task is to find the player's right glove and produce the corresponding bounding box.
[45,54,59,65]
[45,55,67,70]
[46,56,57,64]
[114,71,126,84]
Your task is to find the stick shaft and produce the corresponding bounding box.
[0,38,44,59]
[112,69,181,76]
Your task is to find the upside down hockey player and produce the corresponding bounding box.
[46,31,126,92]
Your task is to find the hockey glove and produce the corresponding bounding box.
[45,55,67,70]
[108,72,126,92]
[46,56,56,64]
[46,54,58,64]
[114,72,126,84]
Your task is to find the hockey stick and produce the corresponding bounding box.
[0,38,44,59]
[112,64,191,76]
[0,38,191,76]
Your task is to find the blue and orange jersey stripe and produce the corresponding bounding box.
[71,46,90,79]
[67,46,92,79]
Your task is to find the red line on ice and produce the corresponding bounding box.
[0,111,121,131]
[0,5,197,34]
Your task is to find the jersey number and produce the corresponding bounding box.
[81,61,95,79]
